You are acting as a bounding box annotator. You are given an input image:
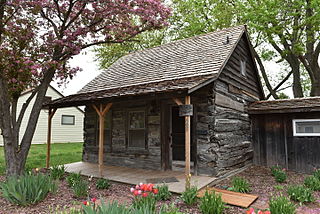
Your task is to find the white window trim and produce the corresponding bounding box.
[61,115,75,125]
[292,119,320,136]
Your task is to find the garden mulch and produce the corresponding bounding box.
[0,165,319,214]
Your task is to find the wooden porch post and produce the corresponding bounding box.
[46,108,57,169]
[93,103,112,177]
[185,96,191,189]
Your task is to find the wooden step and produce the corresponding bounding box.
[197,187,258,208]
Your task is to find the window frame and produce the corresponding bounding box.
[292,119,320,136]
[127,109,147,150]
[61,115,75,125]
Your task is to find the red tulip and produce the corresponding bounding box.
[91,197,97,203]
[134,190,139,196]
[142,192,148,197]
[153,188,158,194]
[264,211,271,214]
[83,201,88,206]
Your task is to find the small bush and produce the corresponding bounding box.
[72,178,88,198]
[96,178,111,190]
[66,172,82,187]
[155,184,172,201]
[199,190,225,214]
[273,170,287,183]
[274,185,285,191]
[287,185,314,203]
[269,196,296,214]
[82,200,129,214]
[50,165,66,180]
[271,165,282,176]
[0,174,57,206]
[313,169,320,180]
[304,175,320,191]
[231,177,250,193]
[159,203,182,214]
[181,186,198,205]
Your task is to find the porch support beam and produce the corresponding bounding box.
[172,98,183,106]
[93,103,113,177]
[185,96,191,189]
[46,108,57,169]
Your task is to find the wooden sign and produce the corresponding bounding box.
[179,104,193,116]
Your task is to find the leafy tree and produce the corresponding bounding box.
[0,0,170,176]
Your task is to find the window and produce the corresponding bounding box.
[61,115,75,125]
[128,111,146,148]
[240,59,246,76]
[293,119,320,136]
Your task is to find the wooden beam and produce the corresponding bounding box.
[93,103,113,177]
[173,98,183,106]
[46,108,57,169]
[185,96,191,189]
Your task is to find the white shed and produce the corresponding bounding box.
[0,86,84,145]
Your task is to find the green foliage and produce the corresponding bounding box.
[155,184,172,201]
[313,169,320,180]
[159,203,183,214]
[271,165,282,176]
[274,185,285,191]
[82,201,129,214]
[231,177,250,193]
[132,194,157,212]
[66,172,82,187]
[0,173,58,206]
[72,178,88,198]
[50,165,66,180]
[199,190,225,214]
[96,178,111,190]
[180,186,198,205]
[287,185,314,203]
[269,196,296,214]
[274,170,287,183]
[304,175,320,191]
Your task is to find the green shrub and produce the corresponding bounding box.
[50,165,66,180]
[231,177,250,193]
[271,165,282,176]
[274,185,285,191]
[269,196,296,214]
[273,170,287,183]
[96,178,111,190]
[181,186,198,205]
[66,172,82,187]
[155,184,172,201]
[199,190,225,214]
[132,194,157,212]
[313,169,320,180]
[287,185,314,203]
[304,175,320,191]
[72,178,88,198]
[0,174,58,206]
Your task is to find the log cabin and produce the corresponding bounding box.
[47,25,265,177]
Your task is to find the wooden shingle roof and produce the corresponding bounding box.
[79,25,246,94]
[249,97,320,114]
[48,25,248,108]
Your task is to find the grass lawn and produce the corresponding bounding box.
[0,142,83,175]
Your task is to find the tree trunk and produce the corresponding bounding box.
[3,138,26,176]
[288,56,304,98]
[310,64,320,96]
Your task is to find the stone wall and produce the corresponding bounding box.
[83,100,162,170]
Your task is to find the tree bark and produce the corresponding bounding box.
[287,55,304,98]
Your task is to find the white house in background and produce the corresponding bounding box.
[0,85,84,145]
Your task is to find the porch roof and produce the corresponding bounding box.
[248,96,320,114]
[46,75,215,108]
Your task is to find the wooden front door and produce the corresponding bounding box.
[171,106,194,161]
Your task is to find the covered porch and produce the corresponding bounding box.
[64,161,216,194]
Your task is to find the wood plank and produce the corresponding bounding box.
[198,187,258,208]
[215,93,245,112]
[185,96,191,189]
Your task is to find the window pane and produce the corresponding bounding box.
[296,121,320,134]
[129,130,145,148]
[62,115,75,125]
[129,111,145,129]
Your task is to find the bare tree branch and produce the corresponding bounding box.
[266,71,293,99]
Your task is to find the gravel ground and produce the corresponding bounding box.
[0,166,319,214]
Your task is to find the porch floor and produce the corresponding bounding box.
[64,162,217,194]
